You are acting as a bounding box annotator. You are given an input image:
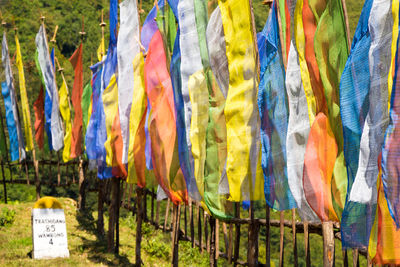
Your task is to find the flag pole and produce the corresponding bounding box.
[77,16,87,212]
[341,0,351,48]
[248,1,261,266]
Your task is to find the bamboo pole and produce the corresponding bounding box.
[279,211,285,267]
[341,0,351,48]
[156,200,160,227]
[189,198,194,248]
[266,206,271,267]
[151,187,155,222]
[322,222,335,267]
[97,179,105,236]
[304,222,310,267]
[352,249,359,267]
[164,199,170,231]
[135,186,143,266]
[233,203,240,263]
[115,178,121,255]
[171,204,181,267]
[1,161,7,203]
[215,219,219,260]
[292,209,298,267]
[343,250,349,267]
[248,201,260,267]
[209,217,217,267]
[198,203,203,253]
[228,222,233,263]
[205,212,209,253]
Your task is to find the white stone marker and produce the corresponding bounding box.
[32,197,69,259]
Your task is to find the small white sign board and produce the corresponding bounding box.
[32,208,70,259]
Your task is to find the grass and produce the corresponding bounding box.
[0,197,222,266]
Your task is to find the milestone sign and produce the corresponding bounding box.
[31,197,70,259]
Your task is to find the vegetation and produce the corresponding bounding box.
[0,206,15,227]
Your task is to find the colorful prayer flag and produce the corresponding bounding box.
[15,34,34,152]
[69,43,84,158]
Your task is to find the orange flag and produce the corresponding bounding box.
[69,43,83,158]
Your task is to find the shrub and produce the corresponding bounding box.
[0,207,16,227]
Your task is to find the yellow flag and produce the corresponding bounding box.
[97,36,105,62]
[127,53,147,185]
[15,35,34,151]
[59,78,72,162]
[218,0,264,201]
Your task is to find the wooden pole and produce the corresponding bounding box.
[266,206,271,267]
[135,186,143,267]
[322,222,335,267]
[198,203,203,252]
[156,200,160,227]
[1,161,7,203]
[228,222,233,264]
[143,189,147,222]
[24,160,29,185]
[115,178,121,255]
[341,0,351,48]
[205,212,209,253]
[164,199,170,231]
[352,249,359,267]
[215,219,220,260]
[292,209,298,267]
[56,151,61,186]
[304,222,311,267]
[248,201,259,267]
[343,250,348,267]
[151,187,155,223]
[171,204,181,267]
[97,179,105,236]
[184,202,187,237]
[209,216,217,267]
[107,177,119,252]
[279,211,285,267]
[189,198,194,248]
[233,203,240,263]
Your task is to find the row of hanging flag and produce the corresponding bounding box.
[2,0,400,264]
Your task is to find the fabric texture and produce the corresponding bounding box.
[117,0,141,164]
[2,33,25,161]
[35,25,64,152]
[258,0,296,211]
[218,0,264,201]
[58,77,72,162]
[15,34,34,152]
[33,86,45,150]
[339,0,375,249]
[69,43,84,158]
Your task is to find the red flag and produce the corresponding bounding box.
[69,43,83,158]
[33,85,44,150]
